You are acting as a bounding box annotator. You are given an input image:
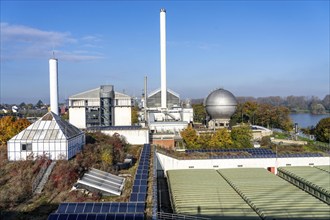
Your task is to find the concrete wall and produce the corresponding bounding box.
[69,107,86,129]
[101,129,149,145]
[156,152,330,175]
[114,106,131,126]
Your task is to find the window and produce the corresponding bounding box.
[21,143,32,151]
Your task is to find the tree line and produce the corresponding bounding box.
[193,101,292,131]
[192,95,330,114]
[181,125,253,149]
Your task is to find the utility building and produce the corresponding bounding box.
[69,85,133,129]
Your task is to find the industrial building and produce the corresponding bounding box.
[139,9,193,143]
[69,85,133,129]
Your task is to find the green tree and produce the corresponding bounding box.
[209,128,232,148]
[314,117,330,143]
[231,125,253,148]
[131,106,139,125]
[35,100,44,108]
[192,103,206,123]
[180,125,200,149]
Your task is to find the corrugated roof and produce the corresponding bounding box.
[148,88,180,98]
[69,86,131,100]
[278,166,330,195]
[8,111,83,142]
[218,168,330,219]
[167,169,260,219]
[76,168,125,196]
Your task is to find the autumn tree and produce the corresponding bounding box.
[231,125,253,148]
[208,128,232,149]
[0,116,31,145]
[197,133,211,148]
[314,117,330,143]
[180,125,200,149]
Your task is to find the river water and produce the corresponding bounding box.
[290,113,330,128]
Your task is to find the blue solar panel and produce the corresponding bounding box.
[67,203,76,213]
[119,203,127,212]
[68,214,78,220]
[86,214,97,220]
[84,203,93,212]
[92,203,101,213]
[77,215,87,220]
[101,203,110,213]
[130,193,138,201]
[57,203,68,213]
[110,203,119,212]
[95,214,106,220]
[136,203,144,212]
[50,213,146,220]
[76,203,85,213]
[48,214,60,220]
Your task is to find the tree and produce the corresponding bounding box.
[208,128,232,149]
[231,125,253,148]
[314,117,330,143]
[197,133,211,148]
[310,103,326,115]
[35,100,44,108]
[0,116,31,145]
[192,103,206,123]
[131,106,139,125]
[180,125,200,149]
[322,95,330,110]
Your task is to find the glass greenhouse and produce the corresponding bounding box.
[7,112,85,161]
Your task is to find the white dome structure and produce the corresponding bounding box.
[204,88,238,128]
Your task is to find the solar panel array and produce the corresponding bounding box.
[56,202,145,214]
[130,144,151,203]
[186,148,324,159]
[48,144,151,220]
[48,213,144,220]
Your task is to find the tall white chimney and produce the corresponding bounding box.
[49,58,59,115]
[160,8,167,110]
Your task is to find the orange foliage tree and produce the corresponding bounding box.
[0,116,31,145]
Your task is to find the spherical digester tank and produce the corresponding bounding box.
[204,88,238,119]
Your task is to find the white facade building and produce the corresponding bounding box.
[7,112,85,161]
[69,85,133,129]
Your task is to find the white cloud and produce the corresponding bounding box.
[0,22,104,61]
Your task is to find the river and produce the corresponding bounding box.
[290,113,330,128]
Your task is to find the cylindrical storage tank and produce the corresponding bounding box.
[205,88,237,119]
[49,58,59,115]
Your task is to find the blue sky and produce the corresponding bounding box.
[1,1,329,104]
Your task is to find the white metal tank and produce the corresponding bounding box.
[205,88,237,119]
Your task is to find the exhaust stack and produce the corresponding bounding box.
[160,8,167,110]
[49,58,59,115]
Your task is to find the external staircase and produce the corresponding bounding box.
[33,161,56,194]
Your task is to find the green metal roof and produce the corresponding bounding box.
[278,166,330,195]
[167,169,261,220]
[218,168,330,219]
